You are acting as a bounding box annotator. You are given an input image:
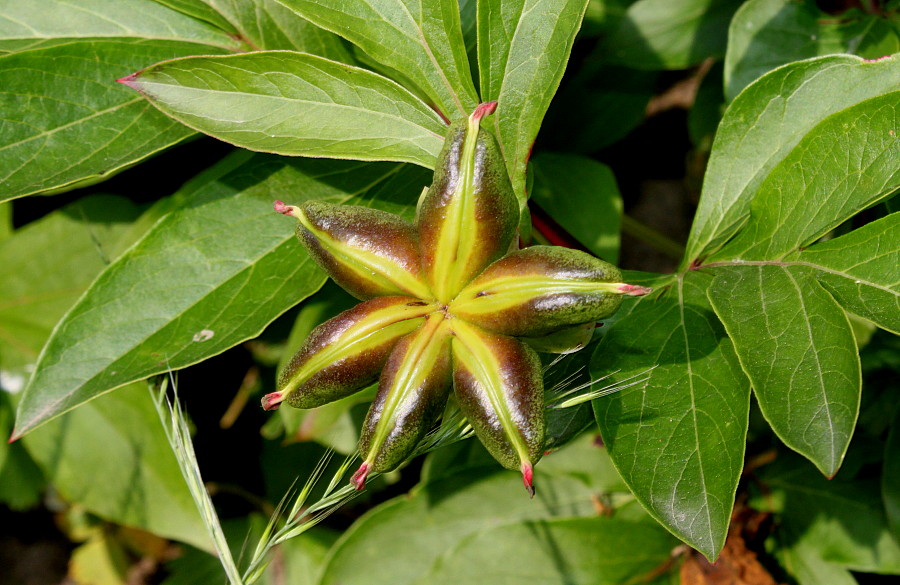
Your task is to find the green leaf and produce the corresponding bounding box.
[319,433,629,585]
[0,395,45,510]
[753,454,900,573]
[124,51,447,167]
[162,515,338,585]
[0,203,11,242]
[0,195,145,381]
[22,383,212,551]
[149,0,241,35]
[415,516,677,585]
[530,153,623,262]
[725,0,900,100]
[478,0,589,206]
[275,0,478,120]
[599,0,743,69]
[708,265,860,477]
[160,0,355,57]
[0,39,230,202]
[543,63,657,153]
[14,153,429,437]
[884,409,900,540]
[685,54,900,264]
[592,271,750,560]
[715,91,900,261]
[788,212,900,334]
[0,0,242,53]
[775,539,859,585]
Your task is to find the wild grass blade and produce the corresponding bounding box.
[149,375,244,585]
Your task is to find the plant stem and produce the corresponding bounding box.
[620,215,685,260]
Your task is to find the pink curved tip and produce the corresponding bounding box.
[350,462,369,491]
[618,284,653,297]
[116,73,139,88]
[521,463,535,498]
[273,200,291,215]
[261,392,283,411]
[471,101,498,121]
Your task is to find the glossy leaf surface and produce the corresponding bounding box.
[789,212,900,334]
[599,0,743,69]
[0,0,242,53]
[477,0,590,201]
[715,91,900,260]
[726,0,900,99]
[709,266,860,477]
[275,0,478,119]
[592,271,750,560]
[0,39,229,202]
[685,54,900,264]
[122,51,448,167]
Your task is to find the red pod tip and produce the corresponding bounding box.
[471,101,498,121]
[116,73,139,88]
[618,284,653,297]
[521,463,535,498]
[261,392,284,411]
[273,200,296,216]
[350,462,370,490]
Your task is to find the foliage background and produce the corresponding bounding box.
[1,1,898,584]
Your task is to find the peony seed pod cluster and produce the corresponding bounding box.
[263,102,650,496]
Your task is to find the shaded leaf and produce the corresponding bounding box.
[751,454,900,573]
[417,516,677,585]
[774,539,859,585]
[22,383,211,550]
[124,51,447,167]
[788,212,900,334]
[275,0,478,120]
[477,0,590,203]
[0,0,242,53]
[14,153,428,437]
[715,91,900,261]
[599,0,743,69]
[149,0,241,35]
[592,271,750,560]
[162,0,355,57]
[319,433,628,585]
[162,515,337,585]
[0,39,229,202]
[885,409,900,541]
[0,203,10,241]
[0,195,145,380]
[0,395,45,510]
[725,0,900,99]
[544,63,657,153]
[530,153,623,262]
[709,265,860,477]
[684,54,900,264]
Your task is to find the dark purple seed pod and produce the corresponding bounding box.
[263,296,434,411]
[450,320,544,496]
[276,200,431,300]
[417,103,519,303]
[452,246,645,337]
[355,315,452,485]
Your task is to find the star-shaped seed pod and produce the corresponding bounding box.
[263,102,650,496]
